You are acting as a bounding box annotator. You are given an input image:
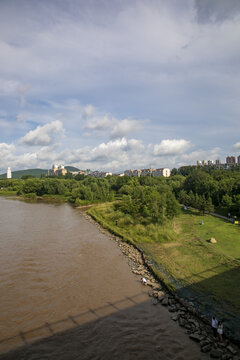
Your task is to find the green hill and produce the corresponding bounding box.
[0,169,48,179]
[65,166,79,172]
[0,166,80,179]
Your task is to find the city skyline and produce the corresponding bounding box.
[2,152,240,177]
[0,0,240,173]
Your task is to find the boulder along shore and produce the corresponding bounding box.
[82,209,240,360]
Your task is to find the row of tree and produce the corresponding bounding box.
[115,184,180,224]
[1,167,240,217]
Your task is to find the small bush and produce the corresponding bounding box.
[118,214,134,226]
[24,192,37,199]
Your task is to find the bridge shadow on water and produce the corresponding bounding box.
[1,265,240,359]
[0,293,147,357]
[0,290,211,360]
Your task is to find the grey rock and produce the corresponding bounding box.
[161,297,169,306]
[171,314,179,321]
[201,344,212,353]
[168,298,176,306]
[200,339,210,347]
[227,346,237,355]
[168,306,177,312]
[132,270,141,275]
[189,333,202,342]
[179,318,186,327]
[210,349,223,358]
[157,291,165,299]
[222,354,233,360]
[152,284,161,291]
[189,319,199,328]
[178,309,186,315]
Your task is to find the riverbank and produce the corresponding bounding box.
[84,205,240,357]
[0,197,214,360]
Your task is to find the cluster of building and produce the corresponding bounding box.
[49,165,171,178]
[87,170,113,178]
[49,165,112,178]
[50,164,67,176]
[124,168,171,177]
[197,155,240,169]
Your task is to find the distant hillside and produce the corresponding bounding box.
[0,166,80,179]
[0,169,48,179]
[65,166,79,172]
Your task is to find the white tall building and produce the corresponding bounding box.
[6,167,12,179]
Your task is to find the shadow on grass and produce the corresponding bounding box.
[177,264,240,337]
[144,248,240,342]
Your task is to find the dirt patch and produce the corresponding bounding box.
[163,242,181,248]
[172,220,182,234]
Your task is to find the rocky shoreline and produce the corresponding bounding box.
[82,210,240,360]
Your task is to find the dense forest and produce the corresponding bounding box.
[1,167,240,222]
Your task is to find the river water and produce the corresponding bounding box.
[0,197,209,359]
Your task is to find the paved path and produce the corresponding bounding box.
[207,212,235,222]
[184,206,237,223]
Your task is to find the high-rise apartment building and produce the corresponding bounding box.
[207,160,214,165]
[226,156,236,164]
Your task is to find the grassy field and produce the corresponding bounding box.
[88,203,240,309]
[0,190,17,196]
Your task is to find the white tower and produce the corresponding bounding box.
[7,167,12,179]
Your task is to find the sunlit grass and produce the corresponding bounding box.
[88,203,240,308]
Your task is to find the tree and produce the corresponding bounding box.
[21,175,36,180]
[64,172,73,179]
[196,195,214,214]
[171,168,178,176]
[166,192,181,219]
[177,189,188,205]
[221,194,232,208]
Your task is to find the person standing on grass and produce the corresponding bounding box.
[211,316,218,337]
[217,320,223,342]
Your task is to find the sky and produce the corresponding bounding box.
[0,0,240,173]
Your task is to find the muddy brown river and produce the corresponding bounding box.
[0,197,209,359]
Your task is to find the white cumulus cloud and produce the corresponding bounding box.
[19,120,64,146]
[0,142,15,157]
[233,142,240,151]
[110,119,141,139]
[83,105,143,139]
[153,139,191,156]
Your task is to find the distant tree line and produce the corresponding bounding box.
[1,167,240,218]
[169,168,240,216]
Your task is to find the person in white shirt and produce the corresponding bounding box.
[217,320,223,342]
[141,277,147,285]
[211,316,218,337]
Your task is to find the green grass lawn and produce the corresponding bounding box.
[0,190,17,196]
[88,204,240,309]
